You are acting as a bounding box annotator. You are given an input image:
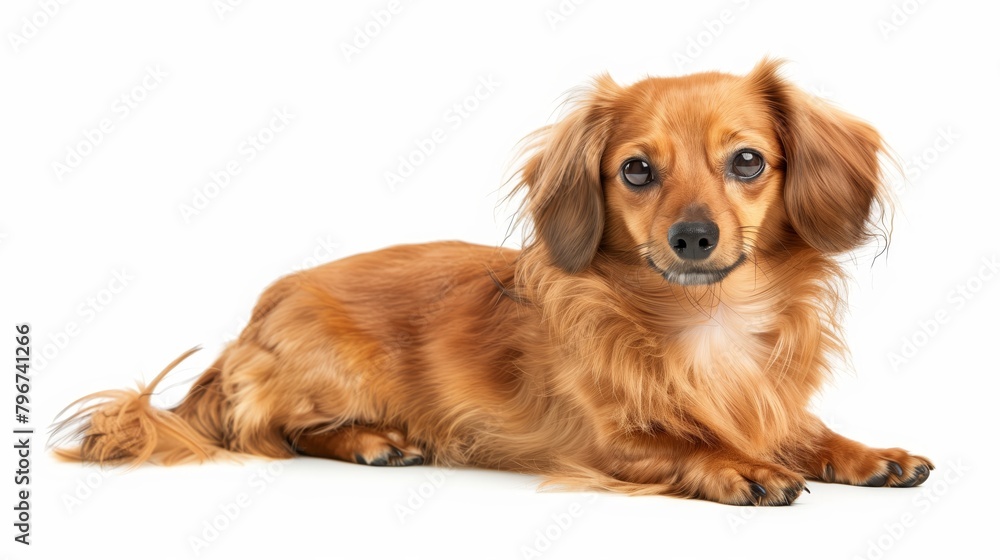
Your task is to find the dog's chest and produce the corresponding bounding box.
[678,303,776,380]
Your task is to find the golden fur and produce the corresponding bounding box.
[52,59,932,505]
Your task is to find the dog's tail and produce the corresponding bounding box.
[50,347,231,467]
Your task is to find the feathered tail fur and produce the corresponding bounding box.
[50,348,230,467]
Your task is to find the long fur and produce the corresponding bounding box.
[51,59,931,505]
[50,348,228,466]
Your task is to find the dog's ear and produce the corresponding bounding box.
[519,76,619,272]
[748,60,887,253]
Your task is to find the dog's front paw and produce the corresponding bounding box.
[819,446,934,488]
[695,459,808,506]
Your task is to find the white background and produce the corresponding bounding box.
[2,1,999,559]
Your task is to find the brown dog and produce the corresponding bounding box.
[53,59,932,506]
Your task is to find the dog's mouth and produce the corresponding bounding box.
[646,254,747,286]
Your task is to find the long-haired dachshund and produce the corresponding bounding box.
[53,59,932,505]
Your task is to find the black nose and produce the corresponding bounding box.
[668,221,719,260]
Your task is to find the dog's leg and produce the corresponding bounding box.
[614,444,809,506]
[292,425,425,466]
[548,436,809,506]
[780,422,933,488]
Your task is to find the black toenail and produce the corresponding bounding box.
[354,453,368,465]
[896,464,931,488]
[864,472,889,487]
[370,456,389,466]
[888,462,903,477]
[750,483,767,498]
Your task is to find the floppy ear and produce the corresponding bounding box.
[519,76,619,272]
[748,60,887,253]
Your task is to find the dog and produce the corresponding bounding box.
[52,59,932,506]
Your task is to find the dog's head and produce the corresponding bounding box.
[518,59,887,284]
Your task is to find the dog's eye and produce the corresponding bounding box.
[730,150,765,180]
[621,159,654,187]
